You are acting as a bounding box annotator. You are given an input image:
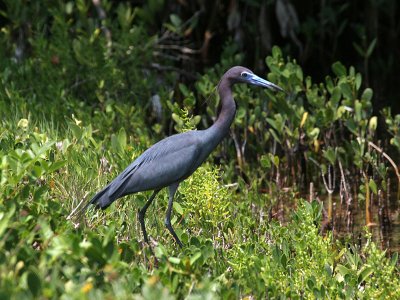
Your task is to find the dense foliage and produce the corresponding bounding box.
[0,1,399,299]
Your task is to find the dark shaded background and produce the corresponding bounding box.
[137,0,400,113]
[1,0,399,113]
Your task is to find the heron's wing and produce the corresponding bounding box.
[107,131,201,198]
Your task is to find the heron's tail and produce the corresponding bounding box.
[78,185,112,213]
[73,175,131,218]
[88,185,114,210]
[69,185,115,220]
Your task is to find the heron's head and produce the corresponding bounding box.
[225,66,284,92]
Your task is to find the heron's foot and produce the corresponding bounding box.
[165,220,183,248]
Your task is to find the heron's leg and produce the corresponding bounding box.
[165,183,183,248]
[138,189,160,244]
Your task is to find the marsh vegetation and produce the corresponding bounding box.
[0,1,399,298]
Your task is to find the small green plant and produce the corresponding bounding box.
[180,165,231,237]
[170,107,231,242]
[382,108,400,153]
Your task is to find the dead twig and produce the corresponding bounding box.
[368,141,400,185]
[338,160,351,204]
[309,157,334,194]
[66,192,89,220]
[149,63,199,80]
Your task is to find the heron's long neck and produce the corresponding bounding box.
[204,79,236,148]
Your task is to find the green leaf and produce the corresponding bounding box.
[309,128,320,140]
[183,96,195,107]
[168,257,181,264]
[269,128,281,144]
[0,204,15,237]
[300,112,308,128]
[155,244,168,258]
[361,88,373,102]
[190,252,202,265]
[369,179,378,195]
[27,270,41,297]
[192,115,201,126]
[173,202,183,215]
[323,147,336,165]
[86,239,106,265]
[272,46,282,59]
[340,83,352,100]
[236,107,246,119]
[47,160,67,173]
[307,277,315,289]
[69,123,82,140]
[17,118,29,129]
[306,76,312,89]
[366,38,377,57]
[118,128,127,150]
[260,155,271,169]
[324,264,333,276]
[325,76,334,93]
[330,87,341,107]
[272,155,280,168]
[170,14,182,28]
[296,67,303,81]
[353,42,364,57]
[171,113,182,124]
[336,264,351,276]
[349,66,355,77]
[368,116,377,132]
[179,83,190,97]
[65,2,74,14]
[357,266,373,284]
[332,62,346,77]
[355,73,362,90]
[354,100,362,122]
[111,134,120,153]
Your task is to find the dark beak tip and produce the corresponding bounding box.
[270,84,284,93]
[278,87,285,93]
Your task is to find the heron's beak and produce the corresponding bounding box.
[247,74,284,92]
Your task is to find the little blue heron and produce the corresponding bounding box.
[87,66,283,247]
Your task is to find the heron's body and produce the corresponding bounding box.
[92,129,226,208]
[88,66,282,247]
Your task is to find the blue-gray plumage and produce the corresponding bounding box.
[88,66,283,247]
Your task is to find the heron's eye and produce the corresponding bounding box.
[241,72,248,78]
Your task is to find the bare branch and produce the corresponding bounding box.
[368,141,400,185]
[149,63,199,80]
[309,157,334,194]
